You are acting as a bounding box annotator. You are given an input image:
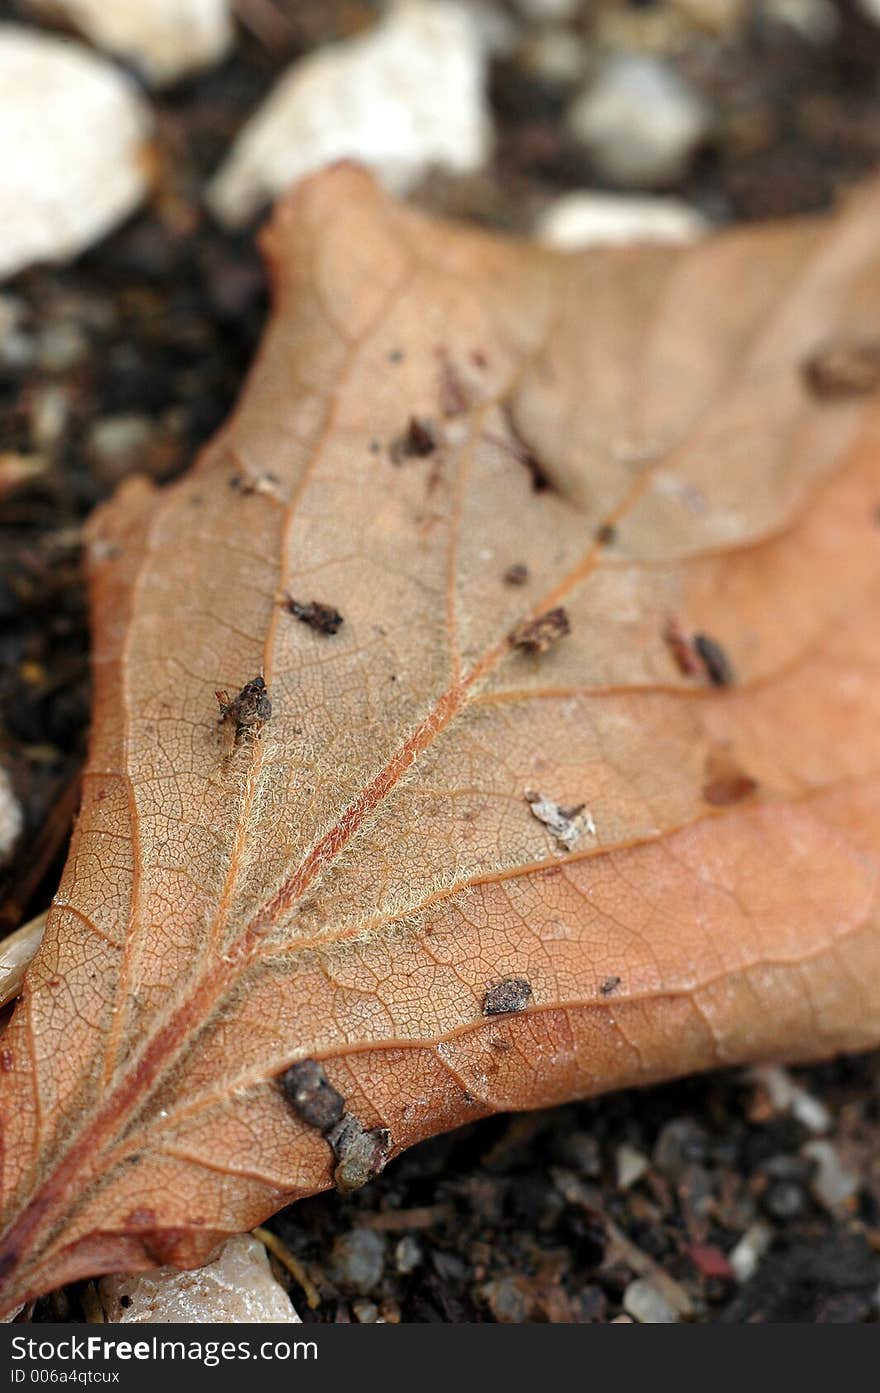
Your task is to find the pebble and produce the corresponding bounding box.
[747,1064,831,1134]
[330,1228,386,1297]
[623,1277,680,1323]
[556,1130,602,1177]
[352,1299,380,1323]
[537,191,708,249]
[208,0,491,228]
[0,26,152,282]
[0,768,23,869]
[802,1140,860,1215]
[98,1235,301,1322]
[616,1143,650,1190]
[728,1223,772,1284]
[652,1117,706,1184]
[21,0,233,86]
[567,54,712,188]
[518,28,584,86]
[394,1236,423,1275]
[763,1179,806,1220]
[88,414,154,481]
[37,323,89,373]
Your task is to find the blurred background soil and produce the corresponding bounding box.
[1,0,880,1323]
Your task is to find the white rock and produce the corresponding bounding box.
[0,767,22,868]
[208,0,492,228]
[747,1064,831,1134]
[98,1234,301,1323]
[537,190,708,249]
[623,1277,680,1323]
[802,1140,860,1215]
[728,1222,772,1284]
[616,1143,650,1190]
[568,54,712,188]
[20,0,232,85]
[0,26,152,282]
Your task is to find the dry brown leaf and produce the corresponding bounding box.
[2,165,880,1311]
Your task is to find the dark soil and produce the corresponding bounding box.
[3,0,880,1324]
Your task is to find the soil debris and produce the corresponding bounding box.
[702,746,757,807]
[694,632,735,688]
[503,562,529,586]
[230,470,280,497]
[509,606,570,654]
[595,522,617,546]
[662,614,700,677]
[390,415,438,462]
[286,598,344,635]
[215,674,271,740]
[482,976,533,1016]
[600,976,621,996]
[801,337,880,399]
[280,1058,345,1133]
[525,789,594,850]
[327,1115,392,1194]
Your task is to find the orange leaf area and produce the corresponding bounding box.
[1,165,880,1310]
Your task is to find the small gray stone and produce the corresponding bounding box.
[395,1236,422,1275]
[330,1228,386,1297]
[568,55,712,188]
[623,1278,680,1324]
[352,1299,380,1323]
[802,1140,860,1215]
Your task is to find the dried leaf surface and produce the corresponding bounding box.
[2,166,880,1310]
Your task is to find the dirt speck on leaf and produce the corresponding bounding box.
[503,562,529,586]
[525,789,594,850]
[703,747,758,806]
[215,675,271,740]
[280,1059,346,1133]
[391,416,438,462]
[286,598,344,635]
[801,338,880,399]
[483,976,533,1016]
[509,607,570,654]
[327,1115,392,1193]
[694,633,736,688]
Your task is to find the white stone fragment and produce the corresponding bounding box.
[525,789,595,851]
[568,54,712,188]
[802,1140,860,1216]
[616,1144,650,1191]
[623,1277,680,1323]
[728,1222,772,1284]
[99,1235,301,1323]
[20,0,233,86]
[207,0,492,228]
[0,26,152,282]
[537,191,708,249]
[747,1064,831,1134]
[0,767,22,868]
